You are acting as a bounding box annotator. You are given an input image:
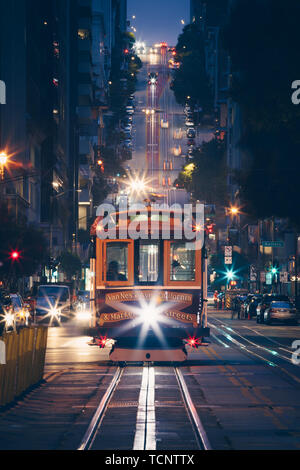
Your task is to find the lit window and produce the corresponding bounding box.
[78,29,90,40]
[139,242,159,283]
[170,242,195,281]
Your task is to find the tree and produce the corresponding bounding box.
[58,251,81,281]
[0,203,48,287]
[171,23,213,112]
[175,138,228,205]
[224,0,300,228]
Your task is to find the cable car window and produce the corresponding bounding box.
[106,242,128,281]
[170,242,195,281]
[139,242,159,282]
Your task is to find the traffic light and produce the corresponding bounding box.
[10,250,20,261]
[97,159,104,173]
[205,223,216,235]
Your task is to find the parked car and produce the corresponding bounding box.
[76,291,91,321]
[36,285,72,317]
[248,295,263,318]
[256,294,290,323]
[0,288,15,333]
[127,98,135,108]
[187,128,196,139]
[35,295,60,324]
[123,139,133,148]
[207,288,214,306]
[186,119,194,127]
[264,301,298,325]
[10,293,31,326]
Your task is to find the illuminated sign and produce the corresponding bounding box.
[99,310,197,327]
[105,291,193,304]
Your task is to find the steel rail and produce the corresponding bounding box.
[77,367,124,450]
[175,367,212,450]
[210,317,292,363]
[208,321,300,385]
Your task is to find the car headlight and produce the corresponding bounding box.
[50,308,60,318]
[5,312,15,327]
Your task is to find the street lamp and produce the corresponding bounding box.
[226,269,236,282]
[228,206,240,216]
[0,151,8,180]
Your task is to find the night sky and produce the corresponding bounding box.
[127,0,190,46]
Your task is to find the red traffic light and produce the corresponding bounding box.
[10,250,20,260]
[206,224,215,234]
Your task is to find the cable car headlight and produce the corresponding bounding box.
[139,306,160,325]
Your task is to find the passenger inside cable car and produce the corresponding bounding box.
[107,261,127,282]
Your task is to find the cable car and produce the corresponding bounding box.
[89,205,209,361]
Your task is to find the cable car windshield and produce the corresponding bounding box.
[106,242,128,281]
[170,242,196,281]
[138,242,160,283]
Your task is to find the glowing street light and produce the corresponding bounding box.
[0,152,7,165]
[129,179,147,192]
[229,206,239,216]
[225,269,236,282]
[123,171,152,200]
[0,151,8,179]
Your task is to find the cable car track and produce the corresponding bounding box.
[208,320,300,386]
[78,364,212,451]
